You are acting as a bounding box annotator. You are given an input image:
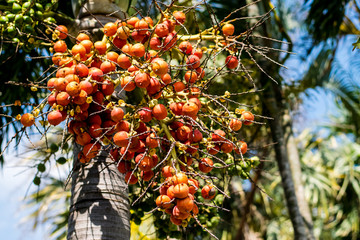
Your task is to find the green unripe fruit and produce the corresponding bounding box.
[45,3,52,11]
[198,215,207,224]
[50,143,59,153]
[24,25,34,33]
[33,176,41,185]
[44,17,56,24]
[35,3,44,11]
[22,2,31,11]
[23,15,32,24]
[56,157,67,164]
[12,38,20,44]
[210,216,220,226]
[213,163,222,168]
[206,220,213,228]
[0,16,9,24]
[12,3,22,13]
[225,158,233,165]
[7,0,16,5]
[6,26,16,38]
[14,14,23,25]
[6,13,15,22]
[37,163,46,172]
[35,11,43,20]
[214,194,224,205]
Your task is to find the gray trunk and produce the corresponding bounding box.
[67,146,130,239]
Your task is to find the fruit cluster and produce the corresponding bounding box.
[19,7,257,229]
[0,0,57,51]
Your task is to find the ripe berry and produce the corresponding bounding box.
[21,113,35,127]
[222,23,235,36]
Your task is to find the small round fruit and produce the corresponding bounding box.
[199,157,213,173]
[242,111,254,125]
[113,131,129,147]
[152,104,168,120]
[21,113,35,127]
[111,107,125,122]
[225,55,238,69]
[156,195,172,209]
[230,118,242,131]
[222,23,235,36]
[48,111,63,126]
[186,55,201,69]
[201,185,216,200]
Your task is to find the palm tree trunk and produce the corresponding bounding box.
[67,1,132,239]
[67,146,130,239]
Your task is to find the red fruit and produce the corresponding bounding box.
[172,172,188,185]
[135,19,149,35]
[21,113,35,127]
[105,51,118,62]
[163,19,175,32]
[94,41,107,55]
[177,197,194,213]
[135,153,153,171]
[155,23,169,37]
[201,185,216,200]
[71,44,86,58]
[101,80,115,95]
[127,17,139,27]
[79,81,93,95]
[113,131,129,147]
[221,141,233,153]
[222,23,235,36]
[48,111,63,126]
[140,170,154,181]
[53,40,67,53]
[111,107,124,122]
[117,25,130,39]
[56,91,70,106]
[225,55,238,69]
[188,179,199,195]
[230,118,242,131]
[176,125,191,142]
[192,48,203,59]
[117,161,131,173]
[186,55,201,69]
[88,115,102,126]
[100,61,116,74]
[173,11,186,25]
[173,81,186,92]
[179,41,192,54]
[88,67,103,81]
[92,91,104,104]
[145,132,159,148]
[188,97,201,109]
[125,171,138,185]
[75,132,91,146]
[161,73,172,85]
[212,129,226,142]
[156,195,172,209]
[235,141,248,155]
[117,54,132,69]
[138,107,152,122]
[170,215,182,225]
[182,102,199,117]
[76,33,90,42]
[191,129,203,142]
[83,142,100,159]
[54,78,68,91]
[172,183,189,199]
[117,120,130,132]
[163,32,177,50]
[55,25,68,39]
[135,72,150,88]
[75,63,89,77]
[79,40,93,54]
[184,70,198,83]
[149,37,162,50]
[131,43,145,57]
[199,157,213,173]
[66,81,81,96]
[104,22,117,36]
[242,111,254,125]
[170,102,184,115]
[146,78,161,95]
[207,145,220,155]
[152,58,168,76]
[195,67,205,79]
[119,147,135,161]
[121,76,136,91]
[89,124,103,138]
[48,93,56,106]
[152,104,168,120]
[113,36,127,49]
[162,166,175,178]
